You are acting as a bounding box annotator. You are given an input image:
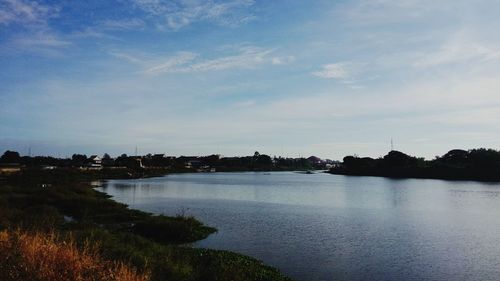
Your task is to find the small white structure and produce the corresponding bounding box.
[88,155,102,168]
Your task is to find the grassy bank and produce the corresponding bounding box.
[0,169,293,281]
[0,229,149,281]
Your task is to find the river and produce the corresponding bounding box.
[98,172,500,281]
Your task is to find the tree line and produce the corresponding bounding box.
[0,150,316,172]
[330,148,500,181]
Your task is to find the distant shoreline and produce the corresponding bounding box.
[328,148,500,183]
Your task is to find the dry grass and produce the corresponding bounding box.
[0,229,150,281]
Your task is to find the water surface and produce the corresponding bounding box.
[99,172,500,281]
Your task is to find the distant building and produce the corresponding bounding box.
[88,155,102,168]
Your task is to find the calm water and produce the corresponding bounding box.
[98,172,500,281]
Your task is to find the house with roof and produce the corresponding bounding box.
[88,155,102,169]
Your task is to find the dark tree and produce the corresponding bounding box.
[383,151,417,167]
[71,154,88,167]
[256,154,273,166]
[438,149,468,167]
[102,153,114,167]
[115,154,129,167]
[1,150,21,163]
[468,149,500,168]
[201,154,220,167]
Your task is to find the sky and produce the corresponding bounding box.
[1,0,500,160]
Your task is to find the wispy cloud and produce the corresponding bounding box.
[99,18,146,30]
[69,19,146,41]
[70,27,117,40]
[0,0,68,55]
[312,63,360,80]
[339,0,463,25]
[112,46,283,75]
[413,39,500,68]
[109,51,148,64]
[144,51,198,74]
[0,0,59,26]
[2,31,71,56]
[132,0,256,30]
[9,32,70,48]
[179,46,273,72]
[366,28,500,72]
[272,56,295,65]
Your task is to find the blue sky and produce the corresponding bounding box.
[1,0,500,159]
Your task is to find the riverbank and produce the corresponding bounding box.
[0,169,293,281]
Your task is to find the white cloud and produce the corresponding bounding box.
[10,32,70,47]
[366,28,500,72]
[272,56,295,65]
[2,31,71,56]
[184,46,273,72]
[0,0,68,55]
[144,51,198,74]
[113,46,280,75]
[312,63,352,79]
[131,0,256,30]
[69,19,146,41]
[339,0,465,25]
[413,39,500,68]
[109,51,147,64]
[0,0,59,26]
[131,0,175,15]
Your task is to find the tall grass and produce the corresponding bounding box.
[0,229,150,281]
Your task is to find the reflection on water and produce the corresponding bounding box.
[99,172,500,281]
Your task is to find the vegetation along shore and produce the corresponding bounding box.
[0,167,293,281]
[330,148,500,182]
